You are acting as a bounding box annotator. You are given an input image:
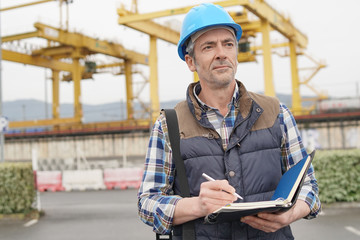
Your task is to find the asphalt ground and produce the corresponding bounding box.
[0,189,359,240]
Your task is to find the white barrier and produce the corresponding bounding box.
[103,167,143,189]
[62,169,106,191]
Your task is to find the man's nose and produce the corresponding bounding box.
[215,45,227,59]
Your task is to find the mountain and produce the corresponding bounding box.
[2,94,301,124]
[2,99,183,123]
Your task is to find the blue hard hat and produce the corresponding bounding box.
[177,3,243,61]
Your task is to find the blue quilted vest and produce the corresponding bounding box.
[172,81,294,240]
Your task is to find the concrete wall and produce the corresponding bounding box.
[5,132,149,166]
[5,119,360,165]
[298,120,360,150]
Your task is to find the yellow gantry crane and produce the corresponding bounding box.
[118,0,326,116]
[2,22,149,129]
[1,0,155,131]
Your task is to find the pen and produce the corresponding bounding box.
[202,173,243,200]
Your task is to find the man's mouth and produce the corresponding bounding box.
[213,65,230,71]
[214,65,228,69]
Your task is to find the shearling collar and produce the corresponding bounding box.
[186,80,253,121]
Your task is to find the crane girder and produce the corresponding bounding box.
[1,32,39,42]
[31,46,76,58]
[117,0,249,24]
[96,62,125,69]
[34,23,149,65]
[2,49,74,72]
[117,0,307,48]
[250,42,289,52]
[61,62,130,81]
[0,0,54,12]
[118,8,180,44]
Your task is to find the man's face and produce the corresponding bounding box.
[185,28,238,89]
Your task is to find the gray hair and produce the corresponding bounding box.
[185,31,239,60]
[185,39,195,59]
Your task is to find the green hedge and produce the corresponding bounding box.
[313,149,360,204]
[0,162,36,214]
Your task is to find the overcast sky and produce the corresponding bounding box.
[1,0,360,105]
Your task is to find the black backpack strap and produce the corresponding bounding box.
[164,109,191,197]
[163,109,196,240]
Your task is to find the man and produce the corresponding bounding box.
[138,3,320,239]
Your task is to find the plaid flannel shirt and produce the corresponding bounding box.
[138,85,321,234]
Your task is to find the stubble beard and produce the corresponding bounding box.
[195,60,236,89]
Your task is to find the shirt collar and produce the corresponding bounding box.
[193,82,239,111]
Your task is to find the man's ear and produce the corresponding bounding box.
[185,55,196,72]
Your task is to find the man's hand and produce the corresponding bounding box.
[173,179,236,225]
[240,200,310,233]
[197,180,237,216]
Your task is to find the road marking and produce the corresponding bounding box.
[345,226,360,236]
[24,219,38,227]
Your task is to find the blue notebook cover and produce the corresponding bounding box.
[271,154,308,201]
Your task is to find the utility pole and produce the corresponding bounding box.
[0,3,4,162]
